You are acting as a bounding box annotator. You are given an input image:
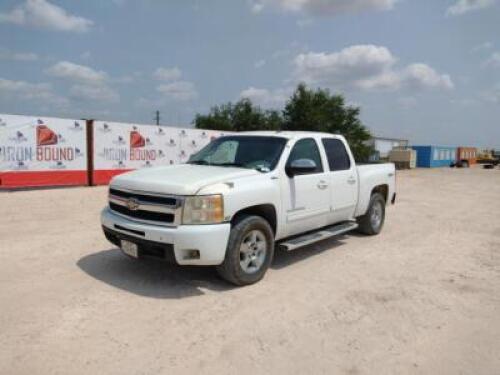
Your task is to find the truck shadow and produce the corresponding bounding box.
[77,236,348,299]
[272,236,347,270]
[77,249,233,299]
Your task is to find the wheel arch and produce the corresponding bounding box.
[371,184,389,203]
[230,204,277,235]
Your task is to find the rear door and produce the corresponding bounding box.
[282,138,331,236]
[322,138,358,222]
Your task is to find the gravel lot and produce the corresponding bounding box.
[1,167,499,375]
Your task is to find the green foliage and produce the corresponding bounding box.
[194,84,373,161]
[194,99,282,132]
[283,84,373,161]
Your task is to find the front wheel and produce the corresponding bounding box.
[356,193,386,235]
[216,215,275,286]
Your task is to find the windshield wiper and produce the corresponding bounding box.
[211,162,245,168]
[188,160,210,165]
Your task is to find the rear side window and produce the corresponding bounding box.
[322,138,351,171]
[287,138,323,174]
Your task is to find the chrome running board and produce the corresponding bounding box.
[280,221,358,251]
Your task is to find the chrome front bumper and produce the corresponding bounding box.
[101,208,231,265]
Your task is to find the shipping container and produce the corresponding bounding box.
[389,148,417,169]
[412,145,457,168]
[456,147,477,167]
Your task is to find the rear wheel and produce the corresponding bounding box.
[216,215,274,286]
[356,193,386,235]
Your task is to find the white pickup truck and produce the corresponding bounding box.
[101,131,396,285]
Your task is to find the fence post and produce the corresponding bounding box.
[85,119,94,186]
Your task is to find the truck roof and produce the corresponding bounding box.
[235,130,343,140]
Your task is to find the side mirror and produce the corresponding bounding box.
[286,158,317,177]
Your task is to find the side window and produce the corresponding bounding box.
[287,138,323,174]
[322,138,351,171]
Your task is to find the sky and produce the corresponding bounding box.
[0,0,499,148]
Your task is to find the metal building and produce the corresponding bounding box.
[367,136,409,159]
[412,145,457,168]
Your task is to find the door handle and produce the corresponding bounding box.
[347,177,356,185]
[317,181,329,190]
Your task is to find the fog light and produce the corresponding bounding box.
[183,249,200,260]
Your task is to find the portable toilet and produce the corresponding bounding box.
[412,145,457,168]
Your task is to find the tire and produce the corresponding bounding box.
[356,193,386,235]
[216,215,275,286]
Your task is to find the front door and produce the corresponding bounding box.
[282,138,331,236]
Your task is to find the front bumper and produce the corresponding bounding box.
[100,207,231,265]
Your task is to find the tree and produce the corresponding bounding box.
[283,84,373,161]
[194,99,282,132]
[194,84,373,161]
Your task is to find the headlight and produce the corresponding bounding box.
[182,194,224,224]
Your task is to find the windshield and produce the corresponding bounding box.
[188,135,287,172]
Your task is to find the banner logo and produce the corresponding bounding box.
[37,125,58,146]
[130,130,145,148]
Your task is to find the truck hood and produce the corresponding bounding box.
[110,164,260,195]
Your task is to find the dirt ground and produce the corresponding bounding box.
[0,167,499,375]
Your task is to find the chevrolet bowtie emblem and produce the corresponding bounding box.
[126,198,140,211]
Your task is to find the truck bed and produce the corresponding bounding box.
[355,163,396,217]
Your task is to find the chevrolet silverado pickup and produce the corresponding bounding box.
[101,131,396,285]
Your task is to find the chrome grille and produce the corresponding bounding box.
[108,187,182,226]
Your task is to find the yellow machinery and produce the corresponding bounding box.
[476,149,498,164]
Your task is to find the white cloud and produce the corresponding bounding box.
[157,81,198,101]
[69,84,119,103]
[0,48,38,61]
[446,0,496,16]
[402,63,454,90]
[45,61,120,103]
[294,45,397,86]
[471,41,493,52]
[154,67,182,81]
[251,2,265,13]
[483,52,500,68]
[254,59,266,69]
[46,61,106,84]
[0,0,93,32]
[356,71,401,91]
[250,0,398,15]
[293,45,454,92]
[239,87,289,107]
[0,77,67,106]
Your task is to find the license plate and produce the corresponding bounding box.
[121,240,138,258]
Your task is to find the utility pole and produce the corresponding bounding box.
[154,110,160,126]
